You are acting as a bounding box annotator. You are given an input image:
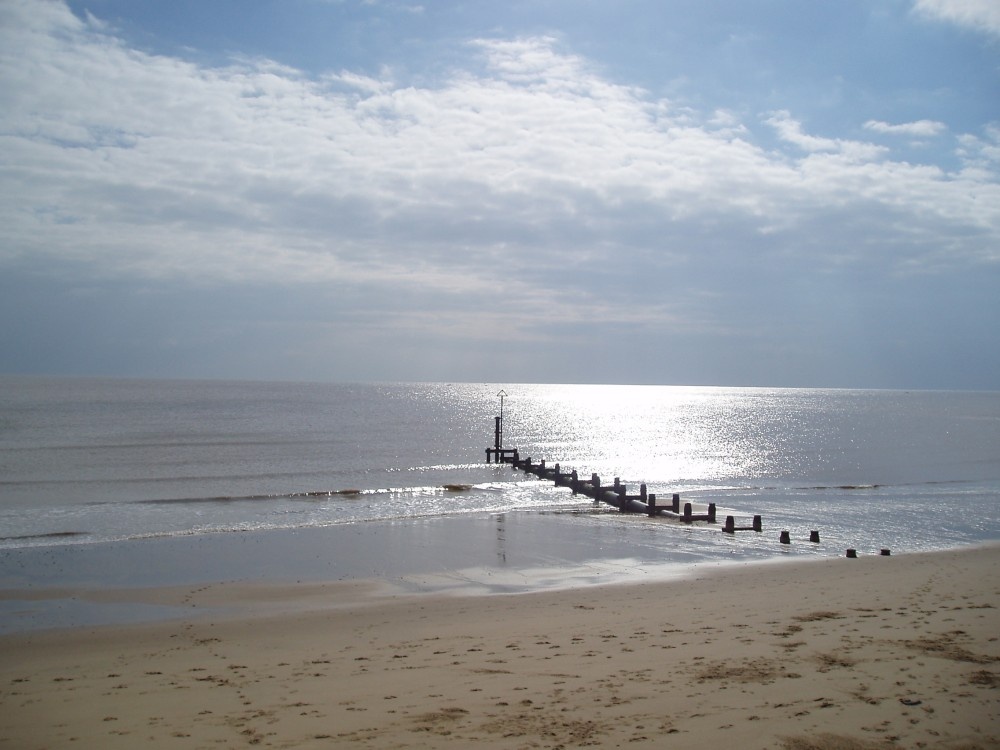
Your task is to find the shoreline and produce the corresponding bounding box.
[2,545,998,748]
[0,506,994,635]
[0,505,963,636]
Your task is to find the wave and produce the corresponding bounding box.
[0,498,571,550]
[0,463,492,489]
[794,484,882,491]
[0,530,89,542]
[785,478,991,492]
[405,463,490,472]
[0,469,375,488]
[125,482,509,506]
[1,438,337,452]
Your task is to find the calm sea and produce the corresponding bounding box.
[1,377,999,560]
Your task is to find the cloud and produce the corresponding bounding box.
[913,0,1000,37]
[864,119,948,137]
[1,0,998,350]
[765,110,842,153]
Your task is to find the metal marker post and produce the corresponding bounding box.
[497,390,507,449]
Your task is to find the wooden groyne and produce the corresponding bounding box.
[488,440,760,530]
[484,409,883,556]
[483,402,761,528]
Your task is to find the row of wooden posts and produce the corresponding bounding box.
[485,417,890,556]
[487,446,761,533]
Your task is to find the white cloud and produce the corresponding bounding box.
[766,111,893,164]
[864,119,948,137]
[913,0,1000,37]
[956,126,1000,181]
[326,70,393,94]
[766,110,842,153]
[0,0,998,334]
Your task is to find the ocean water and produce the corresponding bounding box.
[1,376,998,563]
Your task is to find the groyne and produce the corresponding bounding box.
[487,431,760,529]
[485,415,885,556]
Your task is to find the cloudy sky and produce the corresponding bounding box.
[1,0,998,388]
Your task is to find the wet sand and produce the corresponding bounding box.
[2,544,998,749]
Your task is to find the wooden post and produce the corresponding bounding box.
[617,486,627,512]
[809,530,820,543]
[671,493,680,513]
[779,530,791,545]
[571,469,579,494]
[682,502,692,523]
[752,515,762,532]
[723,515,735,533]
[880,548,891,556]
[707,503,716,523]
[639,484,647,503]
[494,416,501,450]
[647,493,657,517]
[846,548,857,558]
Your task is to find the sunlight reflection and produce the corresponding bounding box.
[499,384,826,491]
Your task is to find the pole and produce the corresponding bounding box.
[497,389,507,449]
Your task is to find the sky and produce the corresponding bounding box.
[1,0,998,389]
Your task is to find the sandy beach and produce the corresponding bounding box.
[2,544,998,749]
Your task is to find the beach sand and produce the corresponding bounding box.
[2,545,998,749]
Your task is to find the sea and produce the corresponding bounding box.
[1,376,999,629]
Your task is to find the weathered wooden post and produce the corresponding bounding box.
[880,548,891,556]
[682,502,692,523]
[752,515,762,532]
[570,469,579,494]
[647,493,657,517]
[846,548,857,558]
[707,503,716,523]
[671,493,681,513]
[723,515,735,533]
[779,530,791,545]
[617,485,628,512]
[809,530,820,543]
